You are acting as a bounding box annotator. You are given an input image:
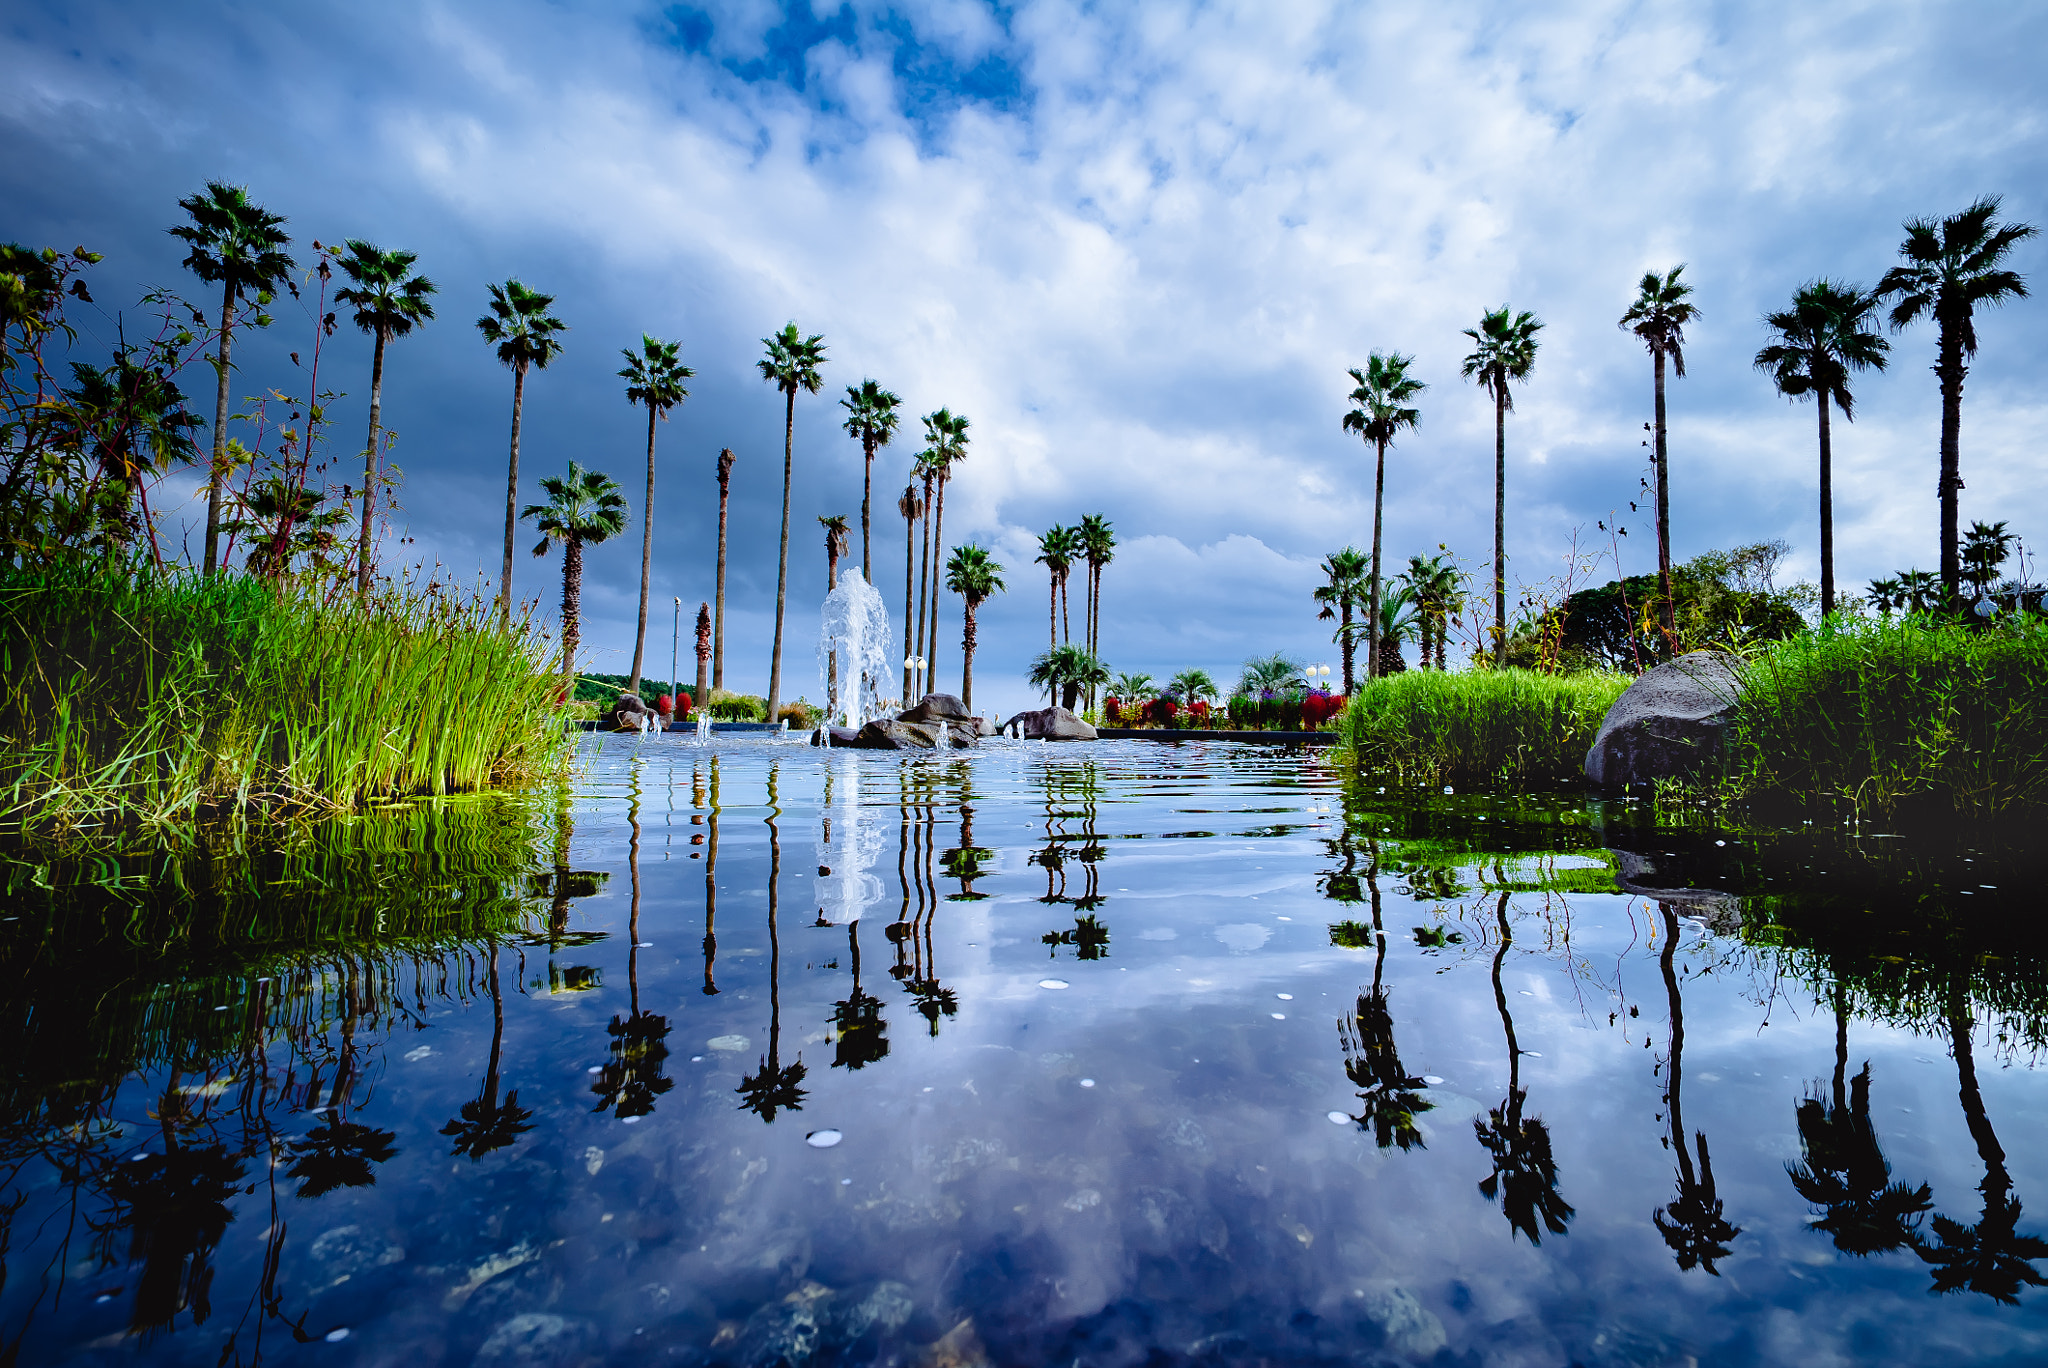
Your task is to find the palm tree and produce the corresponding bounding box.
[1961,519,2017,597]
[1351,583,1418,674]
[1461,310,1542,660]
[1339,839,1433,1150]
[442,949,534,1160]
[819,514,850,717]
[841,379,902,578]
[333,240,436,596]
[1653,908,1741,1274]
[593,781,673,1119]
[1474,892,1573,1244]
[739,764,807,1122]
[619,335,694,697]
[1236,652,1304,696]
[1078,513,1116,707]
[757,322,828,718]
[1028,644,1107,711]
[1866,576,1906,616]
[1400,552,1460,670]
[1755,281,1890,616]
[1109,671,1155,701]
[898,481,925,702]
[919,409,971,692]
[1619,268,1697,644]
[910,451,939,699]
[1035,524,1075,652]
[1899,568,1941,613]
[1344,353,1427,680]
[1168,668,1218,703]
[714,447,735,689]
[1876,198,2037,604]
[476,280,567,626]
[522,462,629,697]
[168,181,295,576]
[1314,547,1370,691]
[945,544,1005,711]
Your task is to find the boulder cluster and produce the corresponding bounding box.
[815,695,1099,749]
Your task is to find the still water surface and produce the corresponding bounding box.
[3,736,2046,1366]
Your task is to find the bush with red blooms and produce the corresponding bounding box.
[1187,699,1214,728]
[1301,690,1346,729]
[1104,696,1122,724]
[1145,696,1179,727]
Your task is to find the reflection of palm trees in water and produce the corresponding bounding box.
[1338,837,1433,1151]
[1915,982,2048,1303]
[105,1093,247,1332]
[1787,980,1930,1257]
[888,763,958,1035]
[1473,891,1573,1244]
[441,948,535,1159]
[832,921,890,1069]
[593,765,673,1118]
[285,956,398,1198]
[1035,761,1108,959]
[738,763,808,1121]
[702,755,722,997]
[1652,906,1740,1273]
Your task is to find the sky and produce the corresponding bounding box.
[5,0,2045,716]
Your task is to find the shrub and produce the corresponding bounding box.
[776,700,818,728]
[707,690,766,721]
[1338,668,1630,786]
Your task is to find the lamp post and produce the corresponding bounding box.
[670,597,682,720]
[904,655,927,702]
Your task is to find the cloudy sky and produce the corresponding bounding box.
[6,0,2044,713]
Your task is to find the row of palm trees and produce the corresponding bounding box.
[1344,196,2033,666]
[1034,516,1117,708]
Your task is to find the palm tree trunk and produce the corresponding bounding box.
[861,436,874,581]
[1493,387,1508,660]
[926,472,948,693]
[1937,322,1967,605]
[768,390,795,717]
[1661,908,1696,1190]
[1048,570,1058,653]
[1653,347,1674,644]
[961,600,977,711]
[629,402,657,695]
[1817,386,1835,617]
[914,476,934,698]
[1088,562,1102,712]
[714,449,732,690]
[1339,600,1355,694]
[826,548,840,720]
[357,325,387,596]
[703,758,721,996]
[561,534,584,699]
[902,503,917,703]
[1059,571,1071,645]
[499,362,528,628]
[1369,435,1387,681]
[203,278,235,577]
[1948,985,2009,1191]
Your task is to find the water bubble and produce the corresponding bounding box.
[621,1115,641,1124]
[95,1293,114,1304]
[587,1065,602,1074]
[1423,1075,1444,1085]
[1038,979,1070,990]
[1276,993,1293,1000]
[1326,1111,1350,1125]
[840,1177,852,1185]
[324,1328,351,1343]
[806,1129,844,1149]
[1270,1013,1287,1020]
[1079,1078,1096,1088]
[1524,1051,1543,1058]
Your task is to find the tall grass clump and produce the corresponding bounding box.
[0,564,572,835]
[1338,668,1630,787]
[1729,615,2048,822]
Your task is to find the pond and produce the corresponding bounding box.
[3,736,2047,1366]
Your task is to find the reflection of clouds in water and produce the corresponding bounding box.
[814,757,884,924]
[1137,928,1177,941]
[1213,924,1271,953]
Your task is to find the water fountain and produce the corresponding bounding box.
[813,757,883,925]
[816,567,895,732]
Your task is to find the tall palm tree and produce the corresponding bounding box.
[840,379,902,578]
[1314,547,1371,692]
[1461,310,1541,660]
[1078,514,1116,709]
[1035,524,1075,652]
[1619,268,1696,644]
[477,280,567,626]
[1755,281,1890,616]
[522,462,629,698]
[739,764,807,1122]
[619,335,693,696]
[919,409,971,692]
[1876,197,2037,604]
[1653,908,1741,1274]
[1400,552,1459,671]
[945,543,1005,711]
[168,181,295,576]
[333,240,436,596]
[820,514,850,717]
[1344,354,1427,680]
[1474,891,1573,1245]
[910,450,940,700]
[898,481,925,702]
[714,447,734,689]
[758,323,828,717]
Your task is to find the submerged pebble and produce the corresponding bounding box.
[807,1130,843,1148]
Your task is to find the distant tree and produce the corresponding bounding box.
[910,450,940,697]
[945,543,1005,711]
[476,280,567,626]
[1876,197,2036,605]
[758,322,828,717]
[1401,552,1461,670]
[522,461,629,697]
[618,335,692,695]
[918,409,971,691]
[1078,513,1117,708]
[1961,520,2017,596]
[840,378,902,578]
[898,481,926,702]
[1345,352,1428,678]
[714,446,735,688]
[1619,267,1698,642]
[1168,668,1218,703]
[1035,524,1077,652]
[333,240,436,595]
[1109,671,1155,700]
[168,181,295,575]
[1314,546,1370,691]
[819,513,851,716]
[1028,644,1107,711]
[1236,652,1305,696]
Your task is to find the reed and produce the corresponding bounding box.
[0,564,572,836]
[1336,668,1630,787]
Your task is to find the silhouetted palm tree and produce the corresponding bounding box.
[1876,197,2037,603]
[593,778,672,1118]
[619,335,693,696]
[1079,513,1116,708]
[334,240,436,595]
[1315,547,1370,692]
[703,754,722,996]
[898,481,925,702]
[442,950,535,1160]
[714,447,734,689]
[1474,892,1572,1244]
[169,181,295,575]
[831,920,891,1071]
[1028,644,1107,711]
[1619,268,1696,643]
[106,1135,249,1332]
[1340,842,1433,1150]
[1461,311,1541,659]
[522,461,629,697]
[1400,553,1460,671]
[1755,280,1890,615]
[1036,524,1076,652]
[919,409,970,692]
[1653,907,1741,1273]
[477,280,567,626]
[739,765,807,1121]
[758,323,828,717]
[946,543,1005,712]
[1109,671,1154,701]
[286,1119,399,1200]
[910,451,940,698]
[1345,353,1427,679]
[1168,669,1218,704]
[820,513,850,715]
[841,379,902,578]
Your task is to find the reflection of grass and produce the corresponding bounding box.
[1337,669,1629,786]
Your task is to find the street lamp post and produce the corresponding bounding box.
[670,597,681,720]
[904,655,927,703]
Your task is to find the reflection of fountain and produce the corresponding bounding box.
[815,759,883,925]
[817,567,894,728]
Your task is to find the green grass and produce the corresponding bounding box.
[1727,615,2048,822]
[1336,668,1630,787]
[0,565,572,837]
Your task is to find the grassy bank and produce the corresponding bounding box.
[1727,615,2048,822]
[1337,668,1629,787]
[0,566,572,836]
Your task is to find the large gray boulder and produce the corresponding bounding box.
[900,693,972,724]
[852,719,950,749]
[1584,650,1744,787]
[1002,706,1098,741]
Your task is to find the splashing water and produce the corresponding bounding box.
[817,567,894,729]
[814,757,883,924]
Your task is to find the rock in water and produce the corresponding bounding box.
[1584,650,1744,787]
[900,693,972,724]
[1001,706,1098,741]
[854,719,942,750]
[471,1312,600,1367]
